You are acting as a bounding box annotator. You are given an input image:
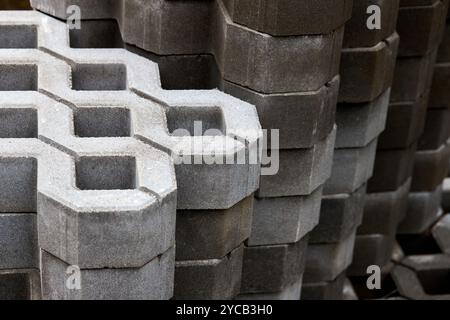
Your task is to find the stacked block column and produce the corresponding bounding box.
[302,0,399,300]
[349,0,450,298]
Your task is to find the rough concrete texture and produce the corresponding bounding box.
[335,89,390,149]
[41,248,175,300]
[309,185,366,244]
[174,244,244,300]
[258,127,336,198]
[0,269,40,300]
[240,236,308,295]
[304,231,357,282]
[302,272,346,300]
[392,254,450,300]
[324,138,378,195]
[397,0,449,57]
[359,178,411,236]
[32,0,346,94]
[398,184,444,234]
[431,214,450,254]
[249,187,322,247]
[339,33,399,103]
[0,11,261,299]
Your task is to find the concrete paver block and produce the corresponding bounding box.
[310,185,366,244]
[41,247,175,300]
[411,141,450,192]
[174,244,244,300]
[304,231,357,282]
[240,236,308,294]
[222,76,339,149]
[343,0,400,48]
[176,196,253,261]
[302,272,346,300]
[368,143,417,192]
[258,127,336,198]
[397,0,449,57]
[347,234,395,276]
[392,254,450,300]
[324,138,378,195]
[390,50,437,102]
[359,178,411,235]
[398,184,444,234]
[339,33,399,103]
[32,0,346,93]
[223,0,352,36]
[378,94,428,149]
[418,107,450,151]
[335,89,390,149]
[249,187,322,246]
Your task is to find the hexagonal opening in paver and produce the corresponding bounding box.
[71,64,127,91]
[0,25,37,48]
[397,234,442,255]
[0,65,37,91]
[0,158,37,212]
[166,107,225,136]
[74,107,130,137]
[76,156,136,190]
[417,269,450,295]
[0,108,37,138]
[70,20,124,48]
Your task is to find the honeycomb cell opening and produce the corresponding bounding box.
[0,65,38,91]
[0,108,38,138]
[74,107,130,137]
[0,158,37,212]
[166,106,226,136]
[0,25,37,48]
[71,64,127,91]
[76,156,136,190]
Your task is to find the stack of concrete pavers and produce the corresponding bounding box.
[392,214,450,299]
[30,0,352,300]
[435,9,450,212]
[302,0,400,300]
[390,4,450,300]
[230,1,350,300]
[347,0,450,291]
[0,10,261,300]
[397,1,450,244]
